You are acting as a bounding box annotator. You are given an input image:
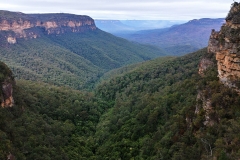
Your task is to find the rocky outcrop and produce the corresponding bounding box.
[195,91,216,126]
[198,58,214,76]
[7,37,16,44]
[208,2,240,90]
[0,62,15,108]
[0,11,97,44]
[1,78,14,108]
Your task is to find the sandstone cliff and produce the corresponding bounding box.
[208,2,240,90]
[0,10,97,44]
[197,2,240,127]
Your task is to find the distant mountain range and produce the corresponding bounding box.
[95,20,135,33]
[95,20,186,33]
[99,18,224,55]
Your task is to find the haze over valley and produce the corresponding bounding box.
[96,18,224,55]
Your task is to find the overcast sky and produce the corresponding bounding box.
[0,0,235,20]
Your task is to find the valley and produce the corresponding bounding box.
[1,1,240,160]
[0,11,166,90]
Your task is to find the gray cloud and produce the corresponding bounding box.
[0,0,234,20]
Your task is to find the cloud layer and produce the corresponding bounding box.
[0,0,234,20]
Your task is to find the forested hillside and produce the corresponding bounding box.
[98,56,174,83]
[0,28,166,90]
[0,80,111,159]
[1,46,240,159]
[95,48,240,159]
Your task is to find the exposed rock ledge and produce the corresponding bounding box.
[208,2,240,90]
[1,78,14,108]
[0,11,97,44]
[0,61,15,108]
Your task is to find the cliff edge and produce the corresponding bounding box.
[208,2,240,90]
[0,10,96,44]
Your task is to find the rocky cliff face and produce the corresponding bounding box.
[1,79,14,108]
[198,58,214,76]
[208,2,240,90]
[0,62,15,108]
[0,11,97,44]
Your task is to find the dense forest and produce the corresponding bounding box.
[1,47,240,159]
[0,29,166,90]
[95,48,240,159]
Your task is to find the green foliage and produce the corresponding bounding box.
[94,48,207,159]
[0,36,102,90]
[49,29,167,70]
[0,61,14,103]
[0,80,110,159]
[0,29,166,90]
[95,48,240,159]
[96,48,206,101]
[0,61,12,81]
[1,46,240,159]
[97,56,174,86]
[0,10,29,20]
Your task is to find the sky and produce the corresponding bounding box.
[0,0,236,20]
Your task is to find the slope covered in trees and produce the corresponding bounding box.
[0,79,111,159]
[95,48,240,159]
[1,47,240,159]
[0,28,166,90]
[98,56,174,84]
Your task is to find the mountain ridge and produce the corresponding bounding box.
[95,20,186,34]
[118,18,224,55]
[0,10,96,45]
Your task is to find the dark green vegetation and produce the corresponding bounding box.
[118,18,224,55]
[0,10,29,20]
[0,29,166,90]
[98,56,174,83]
[0,61,12,82]
[0,79,110,159]
[95,48,240,159]
[1,47,240,159]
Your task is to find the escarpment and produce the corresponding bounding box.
[196,2,240,127]
[0,10,96,44]
[208,2,240,90]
